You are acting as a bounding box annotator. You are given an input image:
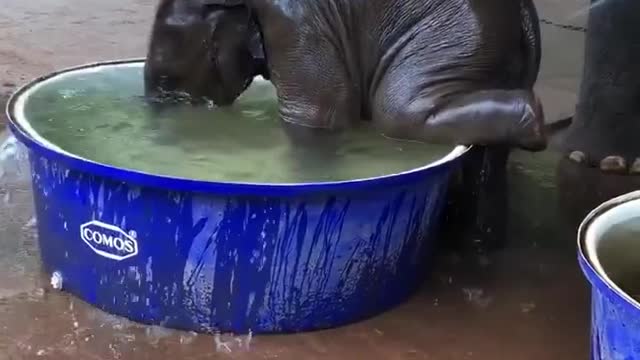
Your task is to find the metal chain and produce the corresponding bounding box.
[539,18,587,33]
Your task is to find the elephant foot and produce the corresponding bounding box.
[567,151,640,175]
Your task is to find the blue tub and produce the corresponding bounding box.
[578,190,640,359]
[5,59,469,334]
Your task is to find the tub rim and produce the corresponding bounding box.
[5,58,470,196]
[578,190,640,311]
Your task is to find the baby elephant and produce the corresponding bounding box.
[144,0,546,151]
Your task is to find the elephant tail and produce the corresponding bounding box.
[520,0,574,134]
[545,116,572,134]
[519,0,542,89]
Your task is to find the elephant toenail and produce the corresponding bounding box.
[600,156,627,173]
[630,158,640,175]
[568,151,586,164]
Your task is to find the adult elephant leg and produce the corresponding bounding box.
[563,0,640,174]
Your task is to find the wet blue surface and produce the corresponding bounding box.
[27,143,457,333]
[577,193,640,360]
[580,255,640,360]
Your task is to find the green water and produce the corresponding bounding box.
[594,216,640,301]
[21,64,453,183]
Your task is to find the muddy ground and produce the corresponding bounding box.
[0,0,596,359]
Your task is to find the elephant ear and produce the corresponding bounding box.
[200,0,269,78]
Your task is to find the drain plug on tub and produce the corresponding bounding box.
[50,271,63,290]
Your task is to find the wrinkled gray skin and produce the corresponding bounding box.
[145,0,546,152]
[563,0,640,175]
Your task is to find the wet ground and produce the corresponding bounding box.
[0,0,616,359]
[0,141,592,359]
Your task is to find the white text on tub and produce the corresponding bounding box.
[80,220,139,261]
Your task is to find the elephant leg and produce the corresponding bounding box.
[465,145,510,251]
[257,31,357,133]
[273,56,357,170]
[375,88,546,152]
[562,0,640,175]
[257,19,359,168]
[438,145,510,252]
[253,1,357,132]
[373,85,534,251]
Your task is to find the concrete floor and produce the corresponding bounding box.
[0,0,598,359]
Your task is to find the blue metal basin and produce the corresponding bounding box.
[5,59,469,334]
[578,190,640,359]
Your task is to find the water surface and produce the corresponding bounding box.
[592,216,640,300]
[20,65,452,183]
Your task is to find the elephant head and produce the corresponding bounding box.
[144,0,268,106]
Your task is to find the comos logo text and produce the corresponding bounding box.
[80,220,139,261]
